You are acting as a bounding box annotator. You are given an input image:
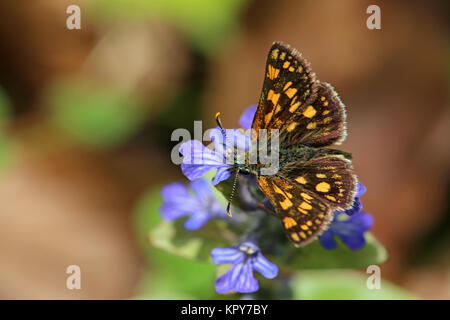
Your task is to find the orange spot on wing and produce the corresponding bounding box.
[283,217,297,229]
[289,101,301,113]
[303,105,317,118]
[306,122,317,129]
[290,232,300,241]
[295,177,307,184]
[283,81,292,91]
[287,122,297,132]
[316,182,331,193]
[285,87,297,98]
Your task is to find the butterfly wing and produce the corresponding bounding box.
[258,176,332,246]
[253,42,347,147]
[252,42,356,246]
[257,153,356,246]
[252,42,317,134]
[281,82,347,147]
[282,153,357,210]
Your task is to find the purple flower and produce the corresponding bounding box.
[179,106,255,185]
[179,136,231,185]
[239,105,257,129]
[319,211,374,250]
[319,182,372,250]
[211,241,278,294]
[160,179,225,230]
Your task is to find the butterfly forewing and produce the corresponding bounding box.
[252,42,317,134]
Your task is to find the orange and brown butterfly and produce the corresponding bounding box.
[227,42,357,247]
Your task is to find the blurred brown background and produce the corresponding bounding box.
[0,0,448,299]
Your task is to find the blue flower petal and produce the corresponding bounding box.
[160,203,189,221]
[210,200,227,217]
[190,179,212,204]
[211,247,244,265]
[235,260,259,293]
[161,182,189,200]
[344,182,366,215]
[355,182,367,198]
[181,162,215,182]
[160,179,225,229]
[212,242,278,294]
[252,252,278,279]
[210,128,227,157]
[184,210,212,230]
[180,140,228,181]
[180,140,223,165]
[326,212,374,250]
[348,211,374,230]
[340,233,367,250]
[211,127,251,152]
[239,105,257,129]
[215,262,244,294]
[319,229,338,249]
[345,197,362,215]
[212,167,231,185]
[160,182,200,221]
[215,266,235,294]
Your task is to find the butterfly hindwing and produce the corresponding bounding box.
[252,42,317,134]
[257,176,333,246]
[281,82,347,147]
[282,153,357,211]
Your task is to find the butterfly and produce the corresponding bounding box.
[222,42,357,247]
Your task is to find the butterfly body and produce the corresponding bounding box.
[234,42,357,246]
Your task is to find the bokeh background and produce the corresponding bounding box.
[0,0,448,299]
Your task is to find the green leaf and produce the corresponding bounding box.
[148,218,236,262]
[46,80,145,149]
[138,185,235,263]
[277,233,388,270]
[144,179,248,262]
[134,188,219,299]
[291,270,415,299]
[136,257,218,299]
[134,189,165,244]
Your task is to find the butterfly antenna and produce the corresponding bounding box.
[215,112,237,218]
[215,112,227,137]
[226,168,240,218]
